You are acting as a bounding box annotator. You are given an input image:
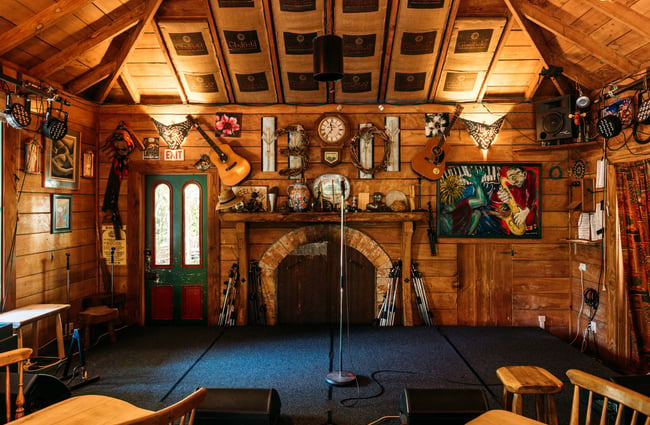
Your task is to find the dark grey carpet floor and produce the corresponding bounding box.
[32,325,617,425]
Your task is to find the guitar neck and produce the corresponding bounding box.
[444,105,464,137]
[187,115,227,161]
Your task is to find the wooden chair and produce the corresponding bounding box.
[0,347,32,422]
[467,370,650,425]
[566,369,650,425]
[118,387,208,425]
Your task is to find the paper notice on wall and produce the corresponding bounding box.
[102,225,127,265]
[596,159,607,189]
[590,204,603,241]
[578,213,591,240]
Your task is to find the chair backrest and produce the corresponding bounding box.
[119,387,208,425]
[0,347,33,423]
[566,369,650,425]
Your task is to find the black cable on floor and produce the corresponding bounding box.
[160,327,226,402]
[437,326,500,404]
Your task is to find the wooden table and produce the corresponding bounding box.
[467,410,547,425]
[0,304,70,360]
[7,395,152,424]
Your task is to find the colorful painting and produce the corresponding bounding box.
[437,163,542,238]
[51,194,72,233]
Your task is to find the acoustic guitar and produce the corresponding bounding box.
[411,105,463,180]
[186,115,251,186]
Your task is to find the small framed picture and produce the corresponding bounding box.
[82,150,94,178]
[51,194,72,233]
[44,129,81,190]
[231,185,268,212]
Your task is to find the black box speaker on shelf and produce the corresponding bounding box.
[399,388,488,425]
[535,95,576,142]
[0,373,71,423]
[195,388,281,425]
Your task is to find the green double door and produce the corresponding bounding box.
[145,174,208,324]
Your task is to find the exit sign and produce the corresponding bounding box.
[164,149,185,161]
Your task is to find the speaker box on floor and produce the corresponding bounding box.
[399,388,488,425]
[0,373,71,423]
[535,95,575,142]
[195,388,281,425]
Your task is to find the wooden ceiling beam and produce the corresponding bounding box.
[0,0,95,56]
[478,17,515,102]
[118,69,140,104]
[515,0,639,75]
[580,0,650,41]
[378,0,399,102]
[66,61,116,94]
[261,0,283,104]
[151,18,188,104]
[503,0,567,94]
[30,2,146,78]
[204,0,235,103]
[428,0,461,102]
[95,0,165,103]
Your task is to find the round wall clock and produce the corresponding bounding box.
[316,113,349,167]
[316,113,349,146]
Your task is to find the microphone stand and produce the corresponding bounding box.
[326,181,356,386]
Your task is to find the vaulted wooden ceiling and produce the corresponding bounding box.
[0,0,648,106]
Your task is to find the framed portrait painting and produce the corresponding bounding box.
[437,163,542,238]
[44,129,81,190]
[51,194,72,234]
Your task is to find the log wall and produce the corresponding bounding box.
[2,83,99,350]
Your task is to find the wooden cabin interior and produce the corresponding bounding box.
[1,0,649,383]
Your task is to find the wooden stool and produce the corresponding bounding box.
[496,366,563,425]
[76,306,119,349]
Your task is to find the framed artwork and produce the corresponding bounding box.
[231,185,268,212]
[215,113,241,137]
[51,194,72,234]
[25,138,41,174]
[437,163,542,238]
[82,150,94,178]
[44,129,81,190]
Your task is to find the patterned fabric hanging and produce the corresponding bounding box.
[152,117,193,150]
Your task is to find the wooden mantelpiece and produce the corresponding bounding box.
[220,211,428,325]
[220,211,428,223]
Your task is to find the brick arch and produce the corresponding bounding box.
[258,224,392,325]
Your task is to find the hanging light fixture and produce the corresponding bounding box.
[461,115,506,151]
[313,0,343,82]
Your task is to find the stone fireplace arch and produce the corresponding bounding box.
[257,224,393,325]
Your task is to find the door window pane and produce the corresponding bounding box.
[182,182,202,267]
[153,182,172,267]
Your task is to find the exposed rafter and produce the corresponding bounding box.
[581,0,650,41]
[95,0,165,103]
[30,2,146,78]
[0,0,94,56]
[515,0,639,75]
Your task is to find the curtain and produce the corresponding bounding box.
[614,159,650,372]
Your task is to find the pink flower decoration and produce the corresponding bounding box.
[215,114,240,136]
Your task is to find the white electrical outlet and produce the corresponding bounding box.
[588,321,597,333]
[579,263,587,271]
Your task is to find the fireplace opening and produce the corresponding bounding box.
[276,242,376,325]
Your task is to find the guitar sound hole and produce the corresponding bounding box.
[430,147,444,163]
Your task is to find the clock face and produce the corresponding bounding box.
[317,114,348,145]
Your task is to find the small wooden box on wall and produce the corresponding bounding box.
[568,178,595,211]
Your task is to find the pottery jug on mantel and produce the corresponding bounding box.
[287,181,311,212]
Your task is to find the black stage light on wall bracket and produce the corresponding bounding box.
[43,100,68,141]
[4,91,32,129]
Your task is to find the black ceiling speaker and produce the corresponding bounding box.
[313,34,343,82]
[4,92,32,129]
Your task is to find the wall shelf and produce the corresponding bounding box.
[219,211,428,223]
[515,141,601,152]
[564,238,602,246]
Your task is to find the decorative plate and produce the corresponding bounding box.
[385,189,407,207]
[312,174,350,204]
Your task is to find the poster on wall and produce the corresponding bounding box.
[437,163,542,238]
[102,225,127,265]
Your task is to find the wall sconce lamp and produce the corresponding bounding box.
[460,115,506,151]
[152,117,193,150]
